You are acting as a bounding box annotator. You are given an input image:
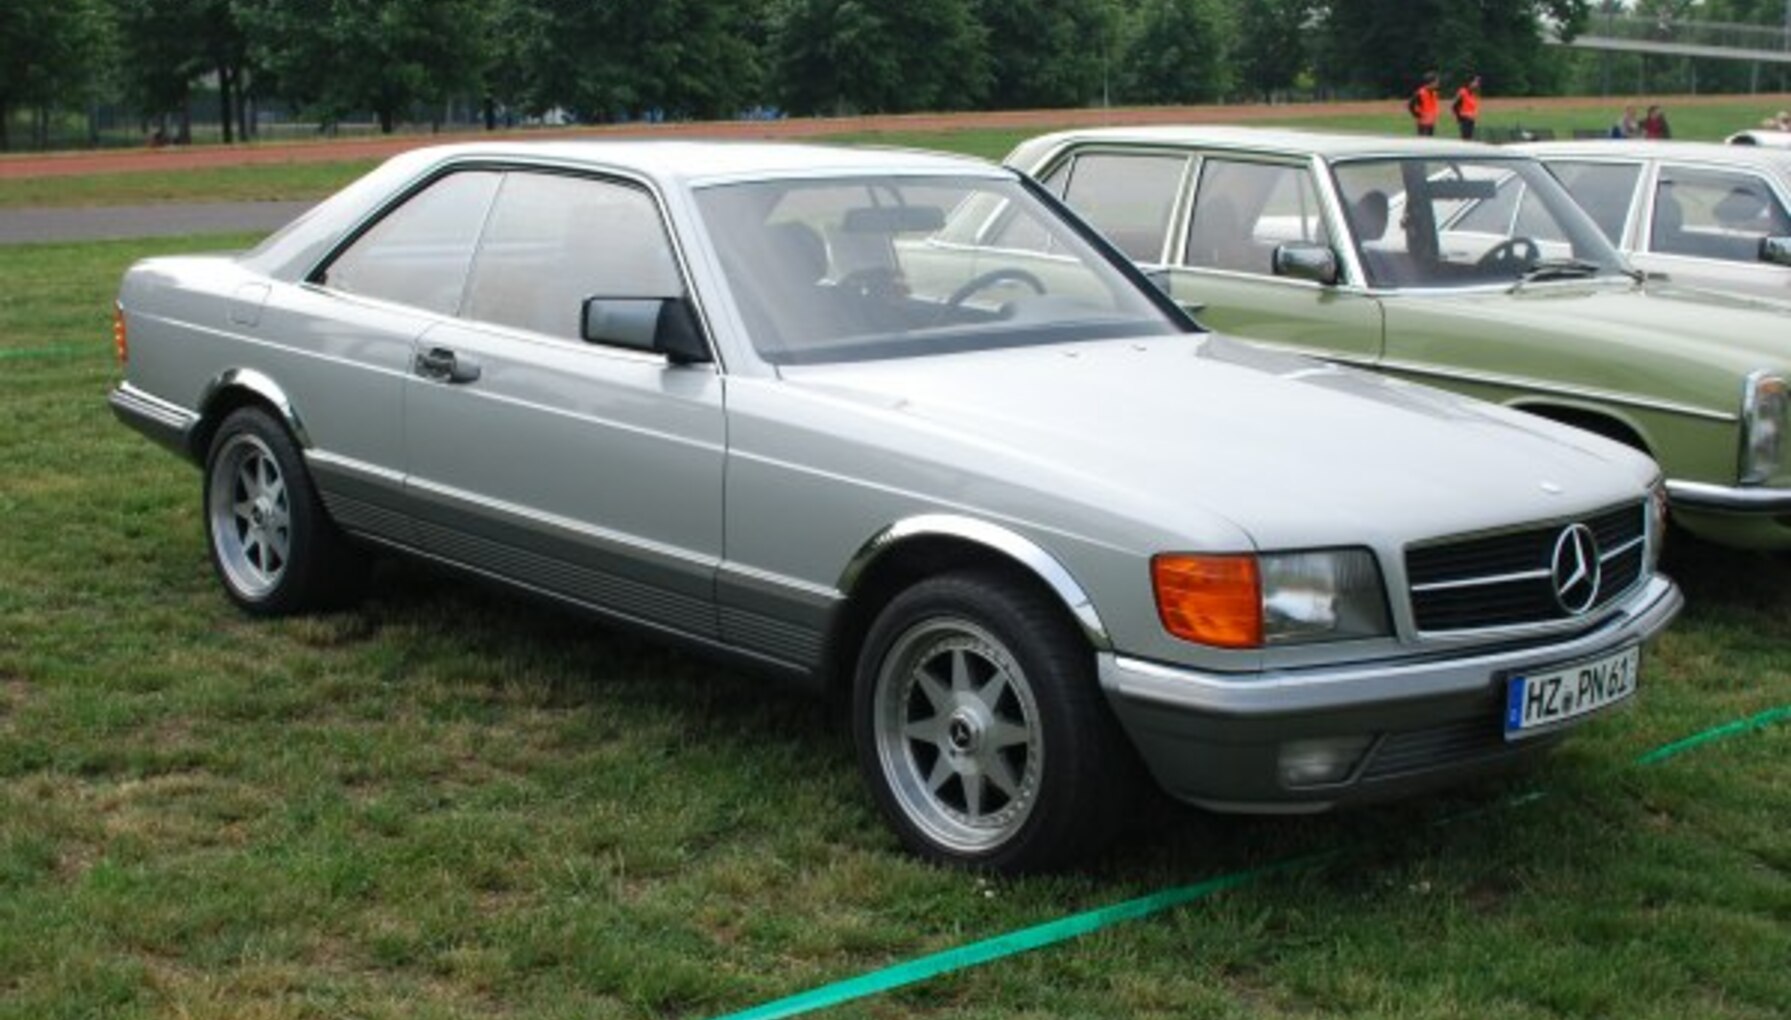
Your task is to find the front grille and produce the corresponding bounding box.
[1405,502,1646,633]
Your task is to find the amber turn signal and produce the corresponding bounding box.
[1151,554,1263,648]
[112,302,128,367]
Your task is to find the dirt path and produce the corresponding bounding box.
[3,94,1774,181]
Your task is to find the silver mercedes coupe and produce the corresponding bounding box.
[110,141,1682,871]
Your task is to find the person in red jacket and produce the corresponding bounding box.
[1408,71,1441,137]
[1452,75,1481,140]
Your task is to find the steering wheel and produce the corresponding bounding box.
[944,267,1047,308]
[1477,236,1542,273]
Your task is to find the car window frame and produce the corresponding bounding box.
[1537,156,1647,249]
[304,158,724,371]
[1177,152,1352,286]
[1641,159,1791,264]
[1049,146,1198,266]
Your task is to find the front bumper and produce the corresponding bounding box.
[1098,575,1683,812]
[109,383,199,461]
[1665,479,1791,514]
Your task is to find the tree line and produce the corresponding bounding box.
[2,0,1779,150]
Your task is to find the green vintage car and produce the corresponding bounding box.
[1005,126,1791,549]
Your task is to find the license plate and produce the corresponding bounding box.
[1504,645,1640,739]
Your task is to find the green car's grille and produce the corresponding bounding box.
[1405,502,1646,633]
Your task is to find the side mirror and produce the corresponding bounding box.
[1760,236,1791,267]
[581,297,711,365]
[1272,242,1341,285]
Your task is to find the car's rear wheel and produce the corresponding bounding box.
[853,569,1134,872]
[203,406,363,615]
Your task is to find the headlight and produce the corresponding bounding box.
[1151,548,1391,649]
[1739,370,1788,485]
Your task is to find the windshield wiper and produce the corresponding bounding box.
[1508,256,1616,290]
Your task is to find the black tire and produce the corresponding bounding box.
[852,568,1137,873]
[202,406,365,615]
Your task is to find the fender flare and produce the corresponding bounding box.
[838,513,1112,650]
[198,368,311,449]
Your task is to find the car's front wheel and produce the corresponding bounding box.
[853,569,1135,872]
[203,406,364,615]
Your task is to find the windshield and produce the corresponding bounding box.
[1330,157,1630,289]
[692,175,1185,364]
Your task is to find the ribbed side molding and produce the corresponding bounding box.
[413,517,717,637]
[719,607,824,670]
[318,491,411,546]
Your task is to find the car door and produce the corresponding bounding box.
[1637,162,1791,299]
[402,169,727,639]
[289,169,504,546]
[1166,154,1382,365]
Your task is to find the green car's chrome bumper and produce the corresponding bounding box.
[1665,479,1791,514]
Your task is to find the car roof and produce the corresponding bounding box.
[1517,138,1791,173]
[373,139,1006,187]
[1009,125,1512,165]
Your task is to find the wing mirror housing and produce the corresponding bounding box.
[581,297,711,365]
[1272,242,1341,285]
[1760,236,1791,267]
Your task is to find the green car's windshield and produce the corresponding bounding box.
[692,175,1185,364]
[1330,157,1632,289]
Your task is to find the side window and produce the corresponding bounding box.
[320,171,501,314]
[1059,153,1188,262]
[461,173,684,341]
[1186,159,1330,276]
[1547,161,1642,244]
[1653,166,1791,262]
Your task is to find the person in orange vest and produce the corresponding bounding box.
[1407,71,1441,137]
[1452,74,1481,140]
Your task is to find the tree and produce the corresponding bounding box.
[1118,0,1233,104]
[111,0,250,144]
[240,0,489,133]
[500,0,771,122]
[1314,0,1588,97]
[1233,0,1315,101]
[973,0,1117,109]
[772,0,990,115]
[0,0,113,149]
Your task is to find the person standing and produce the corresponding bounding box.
[1642,104,1672,139]
[1452,75,1481,140]
[1408,71,1441,137]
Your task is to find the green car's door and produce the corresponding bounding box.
[1165,155,1383,366]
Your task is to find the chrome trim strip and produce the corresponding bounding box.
[716,561,842,607]
[304,448,405,488]
[1411,567,1550,593]
[1377,358,1737,423]
[1601,534,1645,561]
[1101,577,1681,716]
[839,513,1112,650]
[198,366,313,447]
[1665,479,1791,513]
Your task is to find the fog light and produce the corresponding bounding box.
[1278,736,1374,788]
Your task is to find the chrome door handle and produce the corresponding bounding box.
[415,347,481,384]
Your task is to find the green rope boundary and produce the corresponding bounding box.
[709,704,1790,1020]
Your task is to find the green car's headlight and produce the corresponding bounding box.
[1260,548,1392,645]
[1740,370,1789,485]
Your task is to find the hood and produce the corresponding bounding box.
[778,333,1657,553]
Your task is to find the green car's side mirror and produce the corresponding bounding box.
[1759,236,1791,267]
[1272,242,1341,286]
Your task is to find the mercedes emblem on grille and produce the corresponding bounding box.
[1550,523,1602,615]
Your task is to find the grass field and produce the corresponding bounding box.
[1,224,1788,1019]
[4,95,1789,210]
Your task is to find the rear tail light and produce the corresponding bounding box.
[112,302,128,367]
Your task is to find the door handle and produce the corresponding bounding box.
[415,346,481,384]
